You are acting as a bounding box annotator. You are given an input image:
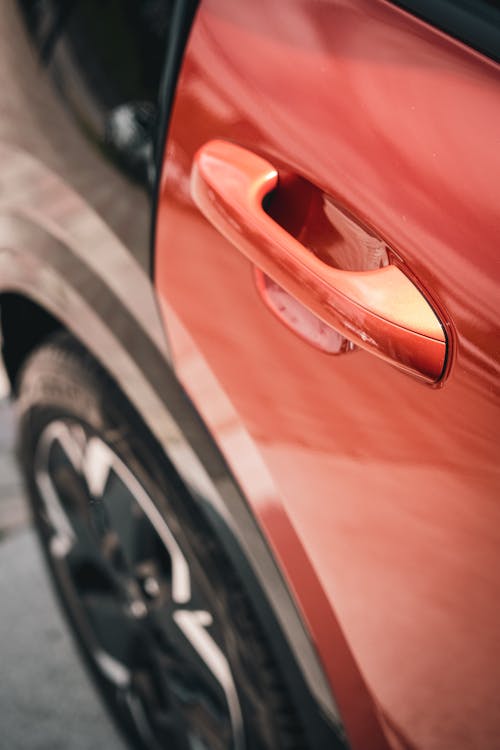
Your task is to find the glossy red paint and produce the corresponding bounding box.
[192,139,446,381]
[155,1,500,748]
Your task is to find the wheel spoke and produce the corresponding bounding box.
[36,438,102,562]
[80,591,140,676]
[99,471,159,572]
[145,618,234,748]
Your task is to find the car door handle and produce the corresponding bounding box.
[191,140,447,382]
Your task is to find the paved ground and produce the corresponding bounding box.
[0,372,124,750]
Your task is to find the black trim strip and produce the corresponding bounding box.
[150,0,200,279]
[391,0,500,63]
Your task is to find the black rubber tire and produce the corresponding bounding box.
[16,332,304,750]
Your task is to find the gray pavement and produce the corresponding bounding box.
[0,387,124,750]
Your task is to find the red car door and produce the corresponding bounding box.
[155,1,500,748]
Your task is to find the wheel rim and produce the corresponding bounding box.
[33,419,245,750]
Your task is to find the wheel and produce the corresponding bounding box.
[16,332,303,750]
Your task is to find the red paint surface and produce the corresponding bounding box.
[155,1,500,748]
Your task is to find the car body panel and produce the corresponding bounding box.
[155,1,500,748]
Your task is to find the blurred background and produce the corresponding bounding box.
[0,362,124,750]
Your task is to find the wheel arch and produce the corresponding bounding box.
[0,215,348,748]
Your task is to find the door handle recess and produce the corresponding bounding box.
[191,140,447,382]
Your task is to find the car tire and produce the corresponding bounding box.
[16,332,303,750]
